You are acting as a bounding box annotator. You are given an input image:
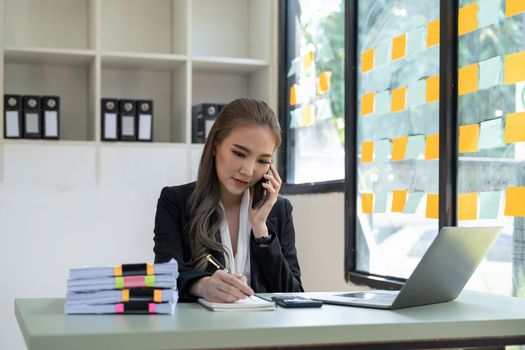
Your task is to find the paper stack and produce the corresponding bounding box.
[65,259,179,315]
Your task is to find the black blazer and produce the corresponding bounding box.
[153,182,303,301]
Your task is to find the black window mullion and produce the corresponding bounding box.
[344,0,358,281]
[278,0,290,182]
[439,0,459,229]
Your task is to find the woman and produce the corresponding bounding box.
[153,98,303,303]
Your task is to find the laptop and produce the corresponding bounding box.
[314,226,502,309]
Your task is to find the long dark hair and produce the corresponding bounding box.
[187,98,281,270]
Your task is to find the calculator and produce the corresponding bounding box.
[271,295,323,308]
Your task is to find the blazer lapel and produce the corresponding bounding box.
[249,216,278,292]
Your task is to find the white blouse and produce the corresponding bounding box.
[219,190,252,284]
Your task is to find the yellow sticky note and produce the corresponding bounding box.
[458,2,478,36]
[458,193,478,221]
[361,193,374,214]
[458,63,479,96]
[361,49,374,73]
[425,75,440,103]
[391,33,406,61]
[361,140,374,163]
[504,50,525,85]
[290,84,299,106]
[303,50,314,70]
[392,190,408,212]
[301,105,315,127]
[318,71,332,94]
[361,92,375,116]
[425,133,440,160]
[459,124,479,153]
[504,111,525,143]
[459,124,480,153]
[392,136,408,161]
[506,0,525,17]
[505,187,525,217]
[391,86,407,112]
[426,194,439,219]
[427,19,440,47]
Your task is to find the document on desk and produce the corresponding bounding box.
[65,301,176,315]
[66,288,177,305]
[65,260,179,315]
[67,274,177,292]
[198,295,275,311]
[69,260,178,279]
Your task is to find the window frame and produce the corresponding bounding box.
[280,0,461,287]
[344,0,460,287]
[278,0,345,195]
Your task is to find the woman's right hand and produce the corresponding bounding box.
[190,270,254,303]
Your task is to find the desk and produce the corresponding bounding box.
[15,290,525,350]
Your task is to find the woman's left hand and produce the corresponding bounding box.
[249,163,282,238]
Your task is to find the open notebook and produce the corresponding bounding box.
[198,295,275,311]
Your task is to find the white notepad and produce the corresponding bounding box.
[198,295,275,311]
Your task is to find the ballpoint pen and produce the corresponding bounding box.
[206,254,254,298]
[206,254,230,273]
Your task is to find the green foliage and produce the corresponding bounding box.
[298,4,345,145]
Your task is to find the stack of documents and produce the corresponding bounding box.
[65,259,178,315]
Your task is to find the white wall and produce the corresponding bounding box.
[0,142,202,350]
[0,142,351,350]
[287,192,351,292]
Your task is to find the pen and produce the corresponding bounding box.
[207,254,253,298]
[206,254,229,273]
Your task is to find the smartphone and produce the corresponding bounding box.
[252,172,269,209]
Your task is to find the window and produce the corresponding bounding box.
[354,0,440,280]
[456,0,525,295]
[281,0,525,297]
[281,0,345,185]
[342,0,525,296]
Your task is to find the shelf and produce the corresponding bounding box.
[1,0,276,145]
[191,0,271,60]
[98,141,198,149]
[192,56,269,74]
[1,139,206,151]
[101,64,187,143]
[4,0,92,50]
[192,67,270,105]
[101,51,187,70]
[101,0,188,55]
[4,60,96,141]
[0,139,95,147]
[4,47,96,67]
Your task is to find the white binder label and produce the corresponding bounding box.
[104,113,117,139]
[25,113,39,133]
[122,116,135,136]
[205,119,216,138]
[138,114,152,140]
[5,111,20,137]
[45,111,58,137]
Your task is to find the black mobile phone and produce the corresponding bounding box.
[252,172,269,209]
